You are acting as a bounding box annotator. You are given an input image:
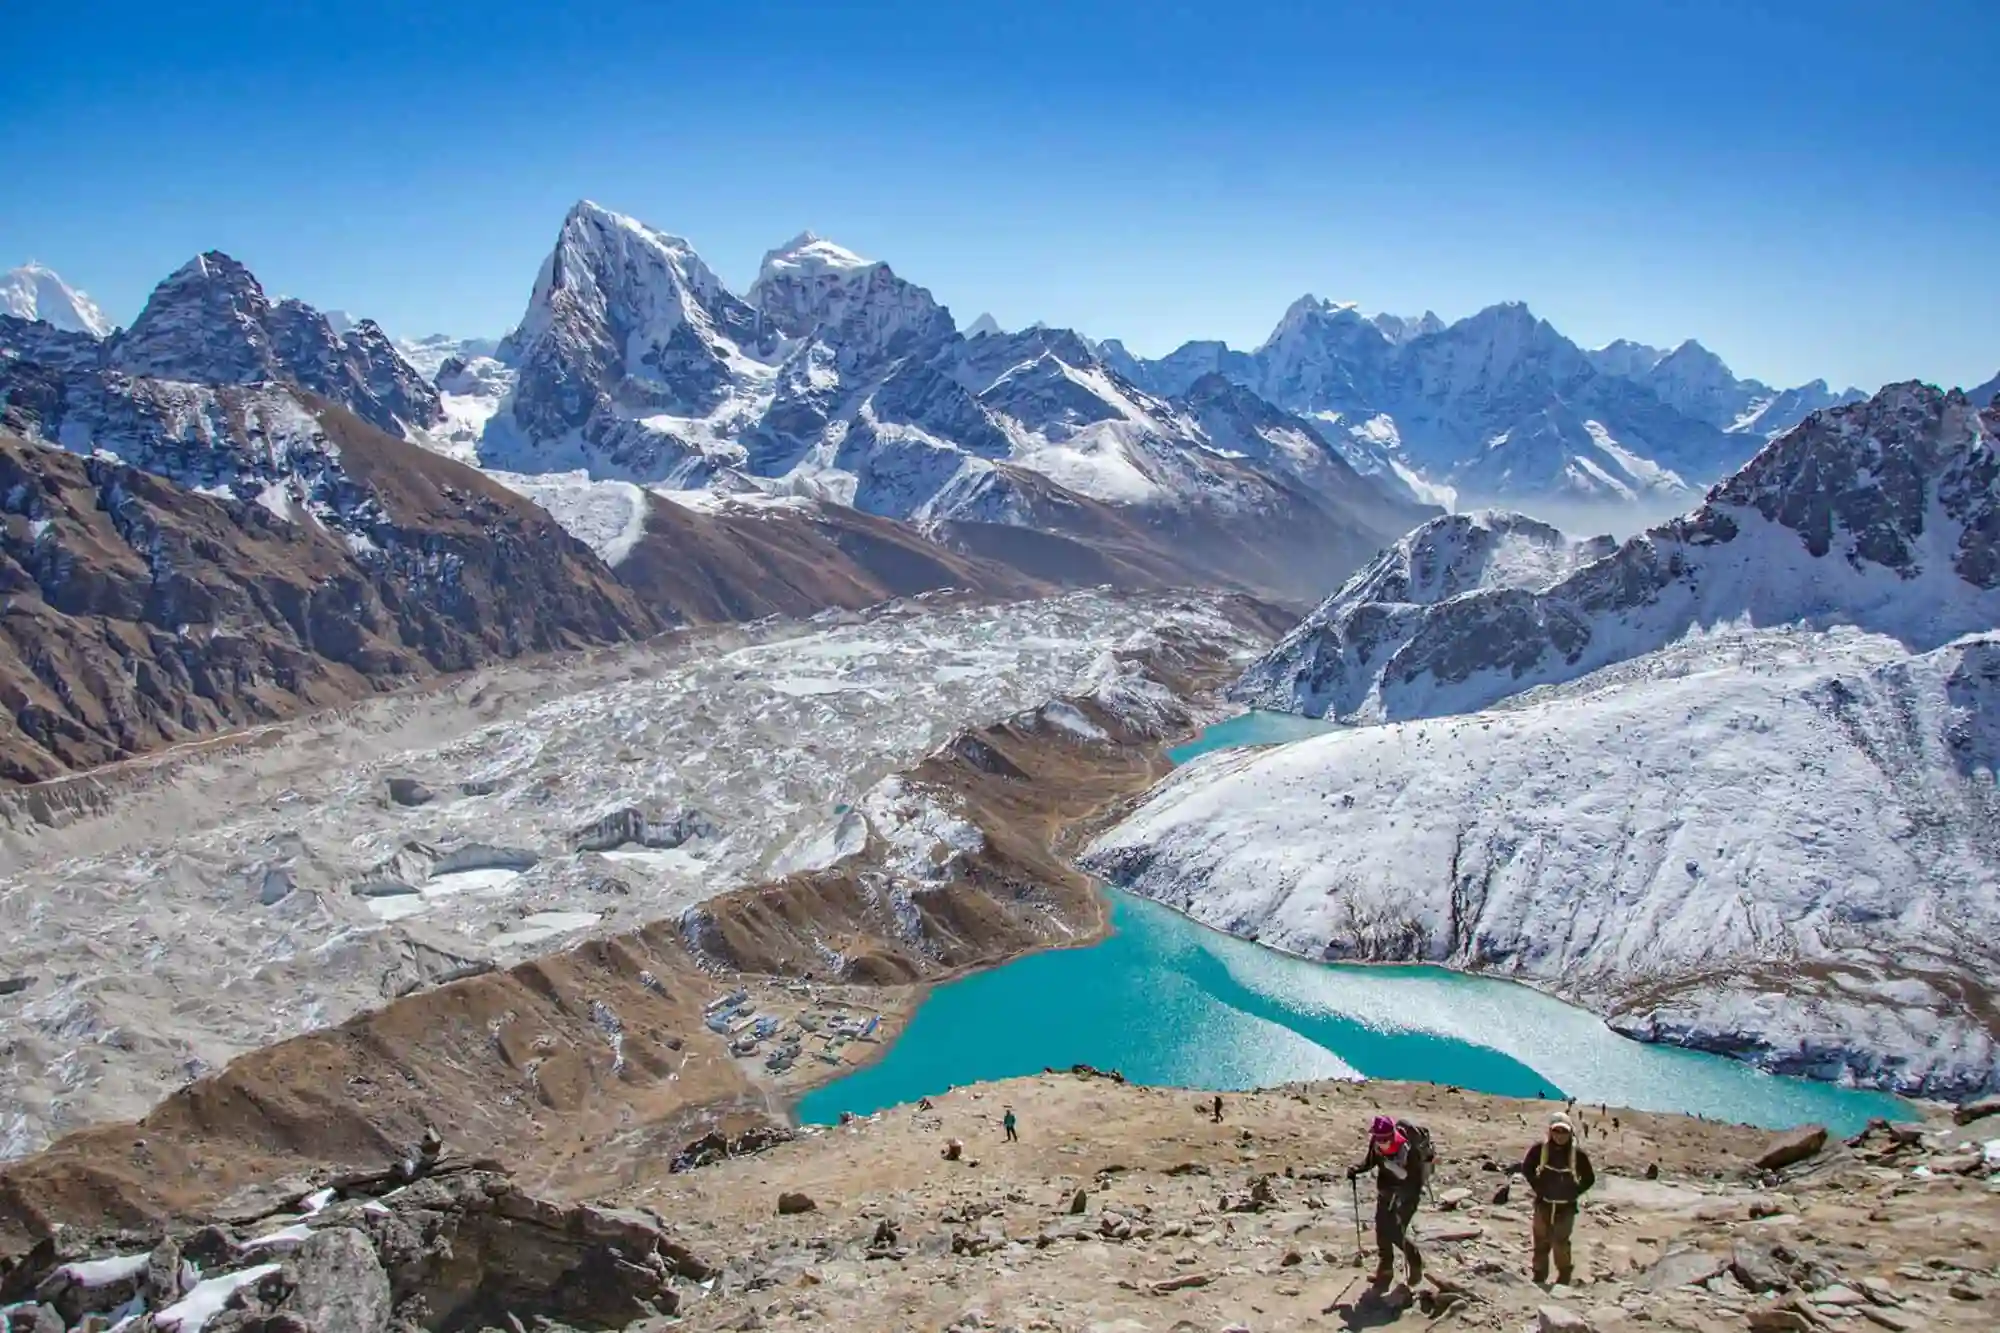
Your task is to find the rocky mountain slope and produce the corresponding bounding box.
[0,246,1277,782]
[106,252,446,436]
[0,408,657,782]
[1232,383,2000,723]
[1084,383,2000,1099]
[1,255,445,439]
[1230,508,1618,715]
[0,264,112,337]
[471,202,1431,603]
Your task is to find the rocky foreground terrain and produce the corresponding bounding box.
[2,1071,1997,1331]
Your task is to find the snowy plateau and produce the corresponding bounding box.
[1085,385,2000,1099]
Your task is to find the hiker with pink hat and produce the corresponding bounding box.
[1346,1113,1436,1287]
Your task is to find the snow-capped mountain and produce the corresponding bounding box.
[2,252,448,447]
[747,230,955,367]
[1607,338,1866,439]
[1085,383,2000,1096]
[1584,338,1667,381]
[478,201,778,481]
[0,263,113,337]
[476,202,1431,601]
[105,252,444,436]
[1234,382,2000,722]
[395,332,501,379]
[1087,627,2000,1096]
[1231,509,1616,715]
[1969,368,2000,408]
[1114,298,1869,515]
[963,312,1003,339]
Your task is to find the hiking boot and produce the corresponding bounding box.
[1370,1265,1393,1287]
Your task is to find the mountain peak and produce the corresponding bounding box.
[754,232,876,289]
[964,312,1003,339]
[1,262,114,337]
[1372,310,1446,345]
[1260,293,1369,352]
[1658,337,1731,373]
[104,250,441,432]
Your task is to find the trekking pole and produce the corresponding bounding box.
[1350,1175,1364,1265]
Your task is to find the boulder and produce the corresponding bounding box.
[1754,1125,1829,1172]
[36,1251,150,1324]
[258,867,296,906]
[573,806,718,854]
[0,976,30,996]
[431,843,539,875]
[3,1307,62,1333]
[281,1227,391,1333]
[1438,1187,1472,1210]
[1747,1312,1817,1333]
[550,1245,678,1325]
[145,1235,187,1307]
[385,778,435,807]
[1953,1093,2000,1126]
[181,1224,242,1270]
[1930,1150,1985,1175]
[1732,1239,1794,1293]
[1644,1246,1728,1292]
[1857,1277,1901,1306]
[776,1192,817,1216]
[1537,1305,1596,1333]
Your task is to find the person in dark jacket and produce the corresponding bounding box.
[1520,1112,1596,1284]
[1347,1115,1425,1286]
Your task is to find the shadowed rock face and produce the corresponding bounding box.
[0,408,658,782]
[1710,383,2000,587]
[106,251,443,434]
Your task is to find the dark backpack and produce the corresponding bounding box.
[1397,1119,1437,1181]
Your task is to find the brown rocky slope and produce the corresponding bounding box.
[0,414,658,782]
[611,489,1052,625]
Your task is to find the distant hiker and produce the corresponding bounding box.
[1347,1115,1433,1286]
[1212,1094,1225,1123]
[917,1096,934,1111]
[1003,1106,1019,1143]
[1520,1112,1596,1286]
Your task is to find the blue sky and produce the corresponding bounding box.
[3,0,1994,390]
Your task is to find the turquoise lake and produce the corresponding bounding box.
[1166,709,1338,763]
[796,715,1909,1133]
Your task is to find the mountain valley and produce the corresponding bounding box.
[0,212,1997,1333]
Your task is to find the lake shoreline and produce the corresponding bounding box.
[792,708,1927,1129]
